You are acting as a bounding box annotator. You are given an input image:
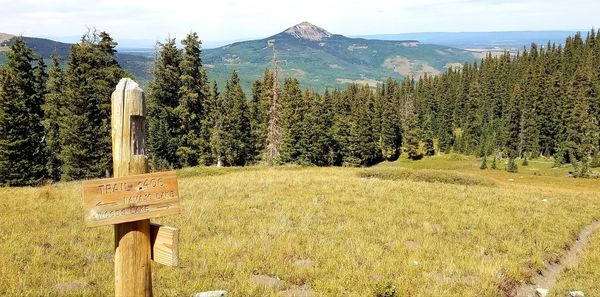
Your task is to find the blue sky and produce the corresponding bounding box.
[1,0,598,44]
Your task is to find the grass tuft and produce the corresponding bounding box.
[373,279,399,297]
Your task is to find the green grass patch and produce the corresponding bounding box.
[360,167,496,186]
[177,165,254,178]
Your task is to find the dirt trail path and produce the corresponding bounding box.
[515,220,600,297]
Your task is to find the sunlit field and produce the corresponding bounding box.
[0,155,599,296]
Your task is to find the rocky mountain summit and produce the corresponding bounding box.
[203,22,476,91]
[283,22,333,41]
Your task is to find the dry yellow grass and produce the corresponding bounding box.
[550,226,600,296]
[0,155,599,296]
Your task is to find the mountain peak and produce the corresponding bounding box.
[283,22,332,41]
[0,33,16,45]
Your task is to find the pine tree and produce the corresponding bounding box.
[539,46,563,156]
[294,90,315,165]
[213,71,251,166]
[147,38,182,170]
[506,157,518,173]
[42,55,64,181]
[248,79,264,161]
[377,78,402,161]
[33,56,48,101]
[176,32,210,167]
[401,78,422,160]
[562,61,599,162]
[330,85,378,166]
[572,159,591,178]
[0,38,47,185]
[503,83,522,159]
[303,90,334,165]
[423,138,435,156]
[200,81,218,166]
[480,157,488,169]
[416,74,439,155]
[60,31,126,181]
[346,85,381,166]
[328,87,352,165]
[436,74,455,153]
[209,81,226,166]
[279,78,304,163]
[461,73,483,154]
[519,80,541,158]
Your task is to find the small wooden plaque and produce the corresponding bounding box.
[150,223,179,267]
[83,171,180,227]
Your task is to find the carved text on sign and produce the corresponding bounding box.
[83,171,180,227]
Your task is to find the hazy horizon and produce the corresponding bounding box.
[20,29,581,50]
[1,0,598,48]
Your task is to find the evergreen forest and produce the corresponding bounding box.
[1,29,599,186]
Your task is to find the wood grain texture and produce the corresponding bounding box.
[111,78,153,297]
[82,171,180,227]
[150,223,179,267]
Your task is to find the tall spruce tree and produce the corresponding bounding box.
[349,85,382,166]
[42,55,64,181]
[249,69,276,163]
[249,79,264,161]
[176,32,210,166]
[60,31,126,181]
[279,78,304,163]
[212,71,251,166]
[330,88,352,165]
[378,78,402,161]
[208,81,226,166]
[147,38,182,170]
[436,74,455,153]
[503,83,522,158]
[563,61,599,162]
[461,72,483,154]
[400,78,420,159]
[303,90,335,165]
[0,38,47,186]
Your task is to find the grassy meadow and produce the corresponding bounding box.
[0,155,599,296]
[550,225,600,297]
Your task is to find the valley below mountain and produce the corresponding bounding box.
[1,22,478,91]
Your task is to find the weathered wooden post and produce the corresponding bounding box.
[82,78,181,297]
[112,78,152,297]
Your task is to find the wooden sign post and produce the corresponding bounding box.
[82,171,180,227]
[82,78,181,297]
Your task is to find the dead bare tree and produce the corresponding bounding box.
[265,45,281,165]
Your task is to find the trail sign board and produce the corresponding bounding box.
[83,170,180,227]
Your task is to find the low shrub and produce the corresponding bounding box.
[373,280,398,297]
[571,161,598,179]
[423,139,435,156]
[480,157,488,170]
[406,145,424,160]
[506,158,518,173]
